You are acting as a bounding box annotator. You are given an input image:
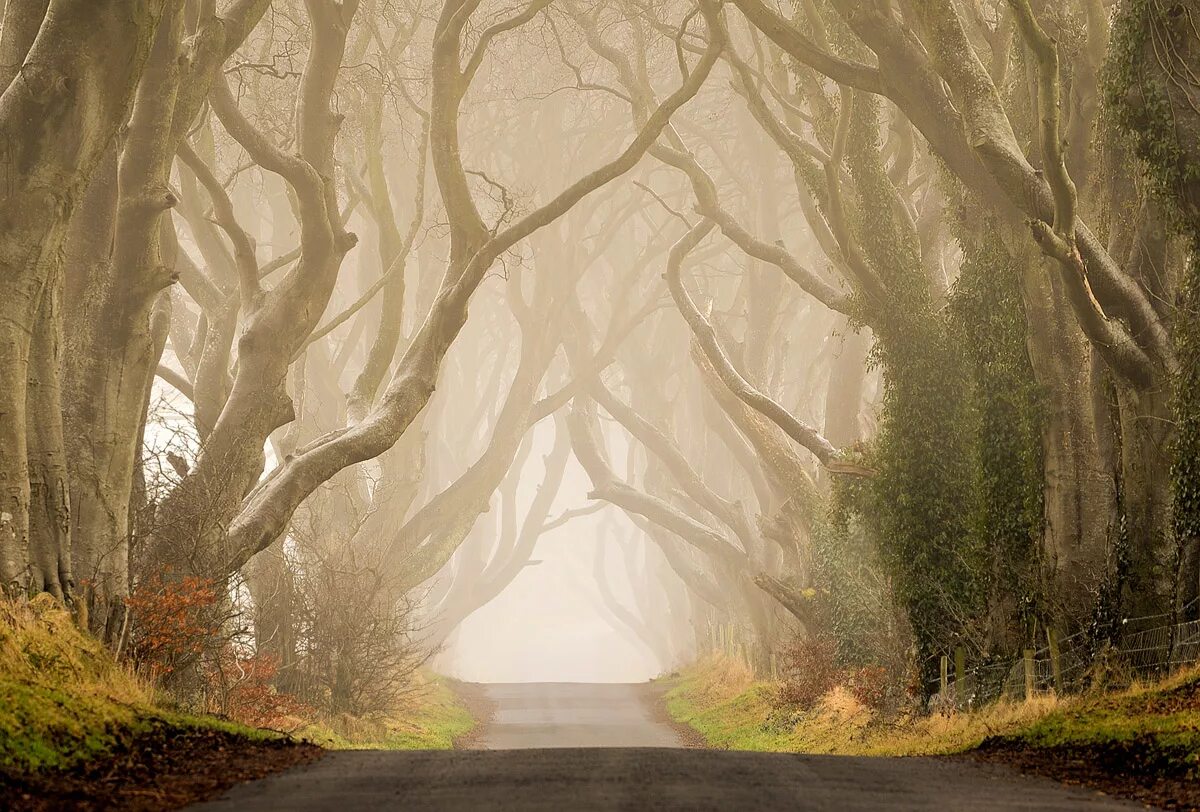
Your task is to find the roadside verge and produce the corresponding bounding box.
[660,653,1199,808]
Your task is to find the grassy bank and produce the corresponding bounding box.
[0,594,283,776]
[663,653,1200,805]
[0,594,477,785]
[663,652,1200,759]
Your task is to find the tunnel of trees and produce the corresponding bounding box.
[1,0,1199,712]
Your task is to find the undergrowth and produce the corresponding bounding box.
[0,595,476,781]
[294,675,475,750]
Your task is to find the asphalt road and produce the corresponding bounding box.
[192,682,1140,811]
[473,682,683,749]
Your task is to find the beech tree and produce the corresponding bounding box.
[0,0,169,599]
[5,0,1198,710]
[729,0,1196,625]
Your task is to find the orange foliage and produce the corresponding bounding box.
[124,573,310,729]
[777,637,894,712]
[204,650,312,729]
[124,573,219,678]
[845,665,890,711]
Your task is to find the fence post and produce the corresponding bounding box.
[954,646,966,708]
[939,654,949,697]
[1046,628,1063,695]
[1023,648,1035,700]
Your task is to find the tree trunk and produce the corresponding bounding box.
[26,265,71,598]
[0,0,166,593]
[1117,383,1175,617]
[1017,246,1118,625]
[246,542,298,693]
[823,322,869,450]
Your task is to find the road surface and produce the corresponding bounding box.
[473,682,683,748]
[192,682,1140,811]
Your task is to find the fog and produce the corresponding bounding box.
[446,524,664,684]
[441,425,668,684]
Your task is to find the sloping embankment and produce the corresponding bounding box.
[0,595,317,810]
[0,596,485,809]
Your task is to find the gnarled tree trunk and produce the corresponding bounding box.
[0,0,166,595]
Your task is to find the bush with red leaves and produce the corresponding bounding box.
[845,665,890,711]
[123,574,310,729]
[203,650,312,730]
[776,636,899,713]
[123,573,220,680]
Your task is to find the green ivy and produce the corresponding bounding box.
[1106,0,1200,615]
[811,475,900,671]
[1172,255,1200,612]
[1104,0,1200,233]
[805,91,1050,689]
[846,94,983,682]
[948,222,1045,645]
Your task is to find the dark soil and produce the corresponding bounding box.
[970,737,1198,811]
[0,722,322,811]
[1121,675,1200,716]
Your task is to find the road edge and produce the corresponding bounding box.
[445,680,498,750]
[642,680,708,749]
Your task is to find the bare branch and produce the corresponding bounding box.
[665,222,874,477]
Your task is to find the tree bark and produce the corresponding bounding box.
[63,1,269,630]
[25,264,71,598]
[0,0,166,593]
[823,322,869,451]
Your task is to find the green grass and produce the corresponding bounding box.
[666,674,793,752]
[0,679,146,772]
[383,678,476,749]
[662,652,1200,766]
[0,595,274,775]
[0,594,479,781]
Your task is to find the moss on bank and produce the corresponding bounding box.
[0,595,477,783]
[981,667,1200,777]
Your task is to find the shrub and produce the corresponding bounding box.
[777,636,841,709]
[123,573,221,682]
[202,649,311,730]
[124,571,253,714]
[845,665,890,711]
[776,634,902,714]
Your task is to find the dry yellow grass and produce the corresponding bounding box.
[0,594,147,702]
[287,673,477,751]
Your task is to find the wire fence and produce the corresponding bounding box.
[928,602,1200,710]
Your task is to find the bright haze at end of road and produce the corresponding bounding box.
[438,423,678,684]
